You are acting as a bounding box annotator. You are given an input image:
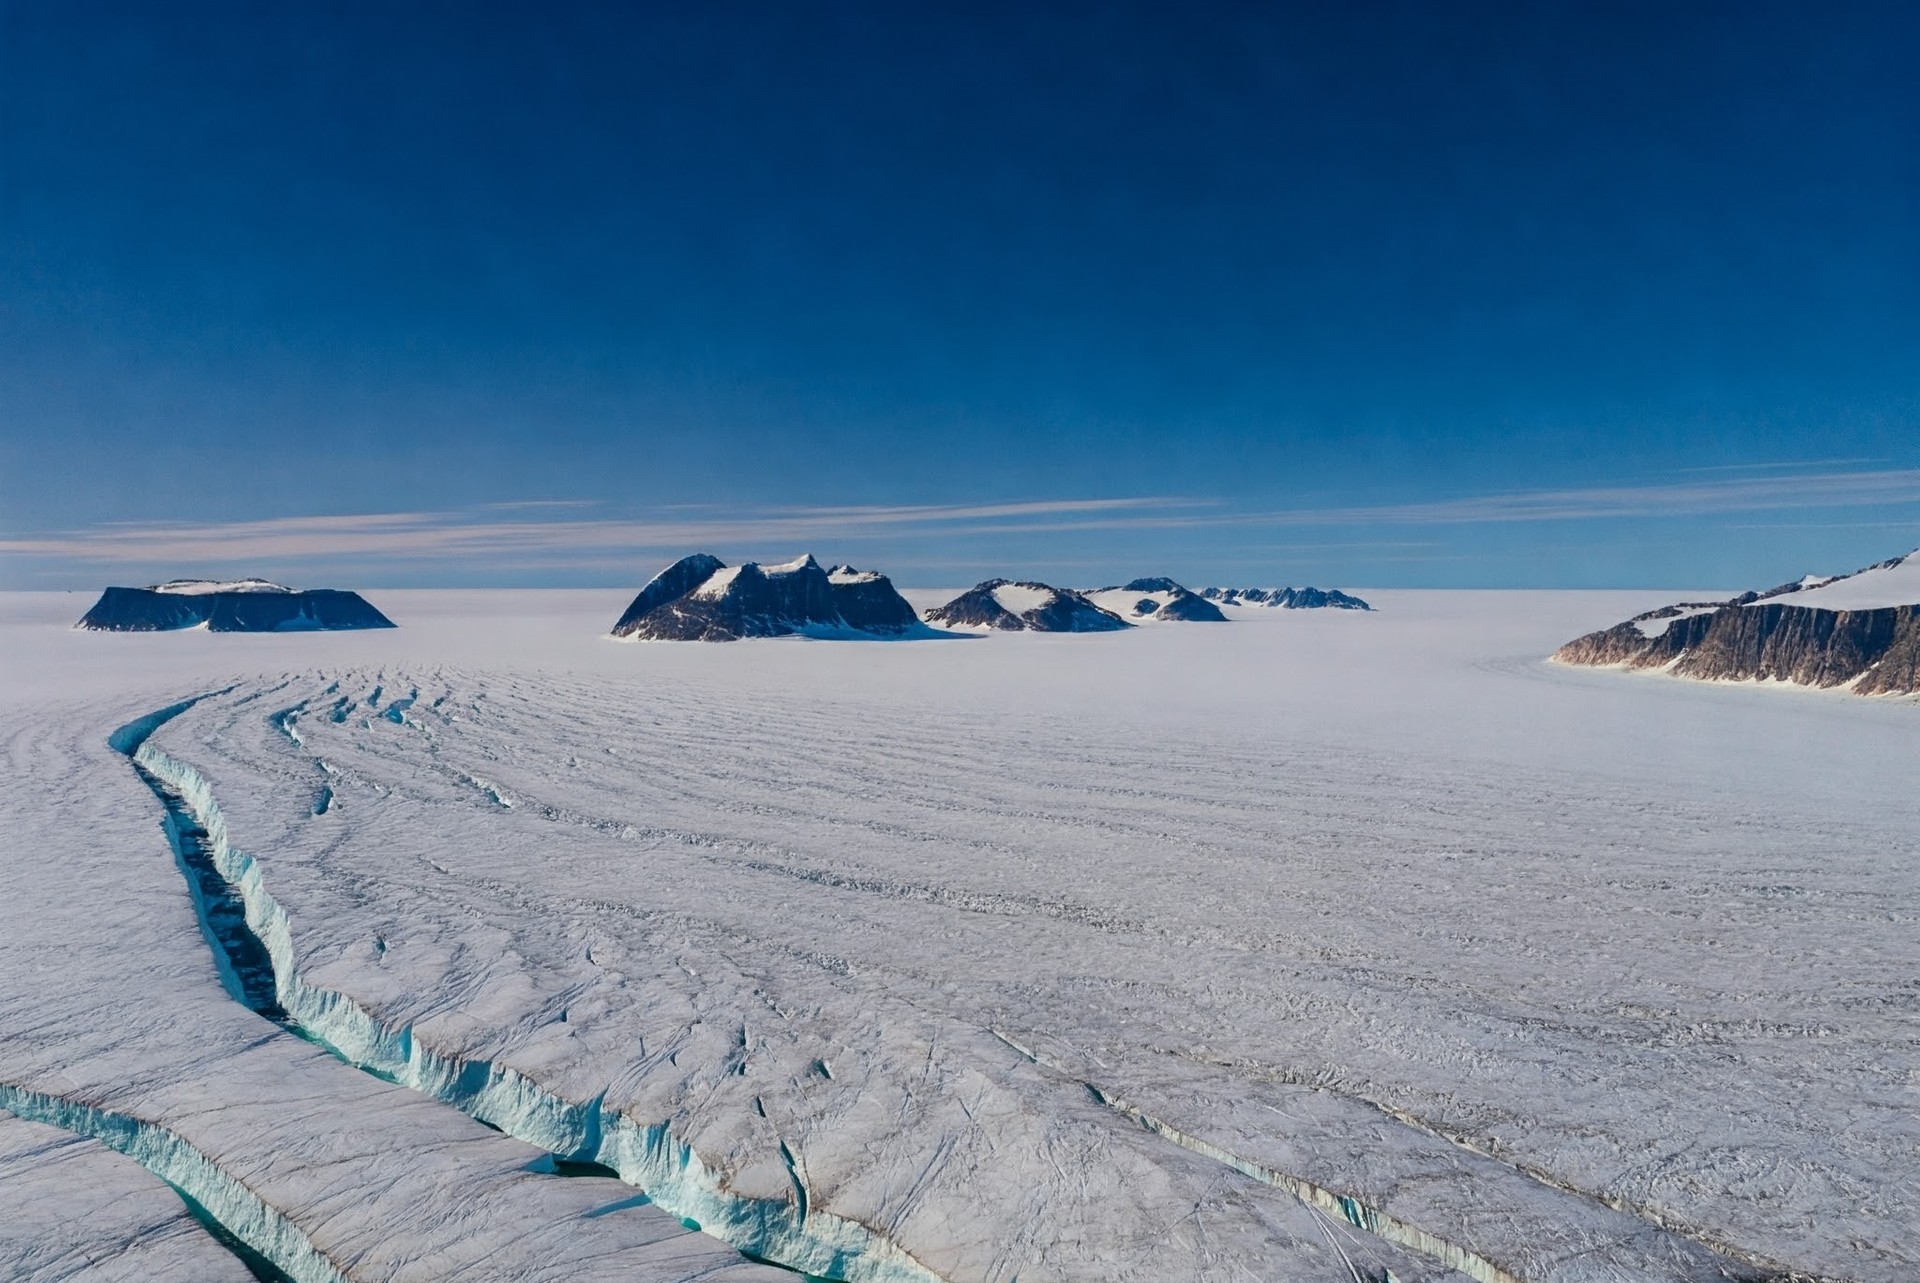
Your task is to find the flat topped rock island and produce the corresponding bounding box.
[76,580,395,633]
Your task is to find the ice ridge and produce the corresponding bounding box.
[0,1081,349,1283]
[121,706,947,1283]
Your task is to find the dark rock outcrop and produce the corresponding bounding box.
[76,582,395,632]
[924,580,1129,632]
[1200,586,1372,610]
[610,553,726,635]
[826,565,922,633]
[1086,577,1227,622]
[610,554,922,641]
[1553,550,1920,695]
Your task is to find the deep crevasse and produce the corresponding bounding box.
[129,725,946,1283]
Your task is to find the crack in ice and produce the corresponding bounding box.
[988,1028,1528,1283]
[0,1082,350,1283]
[114,697,947,1283]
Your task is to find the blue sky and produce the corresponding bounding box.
[3,2,1916,589]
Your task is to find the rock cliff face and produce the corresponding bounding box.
[610,554,921,641]
[1201,586,1372,610]
[1086,578,1227,622]
[76,582,395,632]
[924,580,1128,632]
[825,564,921,633]
[608,553,726,635]
[1553,550,1920,696]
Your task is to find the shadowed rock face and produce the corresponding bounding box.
[924,580,1129,632]
[610,554,921,641]
[825,565,921,633]
[1200,586,1372,610]
[1086,578,1227,622]
[76,585,395,632]
[609,553,726,635]
[1554,552,1920,695]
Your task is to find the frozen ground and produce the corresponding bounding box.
[0,588,1912,1283]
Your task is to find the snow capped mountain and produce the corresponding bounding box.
[1084,578,1226,622]
[1554,548,1920,695]
[76,584,395,632]
[923,580,1129,632]
[1200,586,1372,610]
[610,553,921,641]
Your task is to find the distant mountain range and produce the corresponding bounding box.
[68,565,1378,642]
[610,554,923,641]
[1199,586,1372,610]
[1553,549,1920,696]
[614,561,1377,640]
[75,581,395,632]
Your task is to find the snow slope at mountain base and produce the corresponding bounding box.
[1,589,1912,1283]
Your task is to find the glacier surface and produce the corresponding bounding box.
[1,588,1913,1282]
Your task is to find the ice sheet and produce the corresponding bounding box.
[2,587,1912,1283]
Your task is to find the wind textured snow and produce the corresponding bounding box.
[1,588,1913,1283]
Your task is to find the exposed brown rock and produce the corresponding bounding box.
[1553,601,1920,695]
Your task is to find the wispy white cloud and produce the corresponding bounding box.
[1236,467,1920,528]
[0,497,1200,565]
[5,468,1916,572]
[1670,457,1888,475]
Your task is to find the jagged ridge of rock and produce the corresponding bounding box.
[923,580,1130,632]
[1200,586,1372,610]
[1085,577,1227,622]
[610,553,922,641]
[76,582,396,632]
[1552,549,1920,696]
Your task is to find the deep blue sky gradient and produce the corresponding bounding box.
[3,2,1917,587]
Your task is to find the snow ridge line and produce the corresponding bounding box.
[0,1081,348,1283]
[124,707,946,1283]
[988,1029,1525,1283]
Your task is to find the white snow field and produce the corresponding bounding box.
[1748,549,1920,611]
[1,588,1913,1283]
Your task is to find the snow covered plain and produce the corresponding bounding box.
[1,588,1913,1283]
